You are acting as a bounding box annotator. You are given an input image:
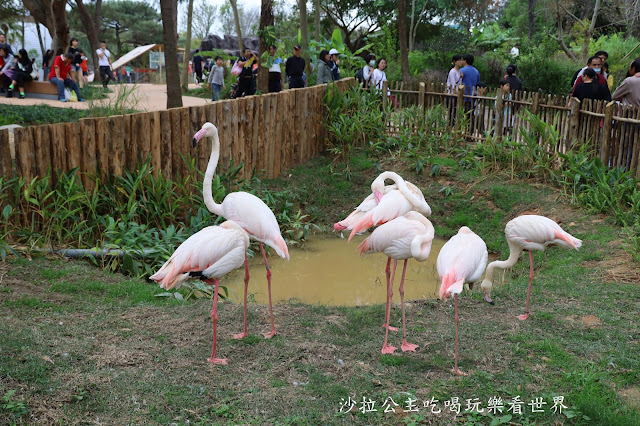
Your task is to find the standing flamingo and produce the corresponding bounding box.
[150,221,249,364]
[480,215,582,320]
[348,171,431,241]
[193,123,290,339]
[437,226,488,375]
[357,211,435,354]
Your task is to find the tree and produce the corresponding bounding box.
[528,0,535,39]
[181,0,195,90]
[398,0,409,81]
[298,0,309,72]
[192,0,217,39]
[257,0,274,92]
[100,1,163,56]
[230,0,243,53]
[314,0,320,42]
[159,0,183,108]
[219,1,259,39]
[72,0,102,81]
[23,0,70,52]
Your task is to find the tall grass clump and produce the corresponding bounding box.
[87,83,143,116]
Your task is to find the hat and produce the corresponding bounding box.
[329,48,339,55]
[293,45,301,50]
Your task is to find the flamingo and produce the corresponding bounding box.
[437,226,488,375]
[357,211,435,354]
[193,123,290,339]
[480,214,582,320]
[348,171,431,241]
[150,220,249,364]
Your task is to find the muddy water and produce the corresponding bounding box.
[223,234,446,306]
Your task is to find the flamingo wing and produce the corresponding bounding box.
[359,216,428,260]
[507,215,582,252]
[437,227,488,298]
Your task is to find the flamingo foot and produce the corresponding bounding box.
[263,330,277,339]
[484,293,494,305]
[517,313,530,321]
[233,332,248,339]
[382,323,399,331]
[401,340,418,352]
[207,357,228,365]
[451,368,467,376]
[381,344,397,354]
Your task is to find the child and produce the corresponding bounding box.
[207,56,226,101]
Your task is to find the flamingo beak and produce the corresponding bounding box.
[193,128,207,148]
[374,190,383,203]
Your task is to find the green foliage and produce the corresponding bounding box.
[310,28,370,73]
[1,390,29,420]
[87,83,142,117]
[0,104,88,126]
[473,23,517,52]
[515,53,576,95]
[589,34,640,84]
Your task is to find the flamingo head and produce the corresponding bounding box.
[480,278,494,305]
[193,122,218,148]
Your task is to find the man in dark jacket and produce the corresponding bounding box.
[236,47,257,97]
[193,50,204,84]
[285,45,305,89]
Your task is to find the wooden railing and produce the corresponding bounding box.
[0,78,355,189]
[383,81,640,178]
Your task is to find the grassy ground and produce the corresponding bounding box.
[1,152,640,425]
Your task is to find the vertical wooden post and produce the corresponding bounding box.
[418,82,425,112]
[382,80,388,109]
[568,98,581,150]
[495,89,504,142]
[0,129,12,178]
[455,85,465,134]
[601,101,614,164]
[531,91,540,115]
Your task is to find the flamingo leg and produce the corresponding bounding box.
[381,260,398,354]
[207,278,228,364]
[382,257,398,331]
[451,293,467,375]
[517,250,534,321]
[399,259,418,352]
[233,255,250,339]
[260,243,277,338]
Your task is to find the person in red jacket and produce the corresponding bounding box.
[48,53,85,102]
[571,56,607,96]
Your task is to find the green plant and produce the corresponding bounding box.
[1,390,29,419]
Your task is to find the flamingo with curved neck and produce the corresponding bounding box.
[193,122,289,339]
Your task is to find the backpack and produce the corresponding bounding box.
[355,67,364,84]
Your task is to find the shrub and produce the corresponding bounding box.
[516,53,576,95]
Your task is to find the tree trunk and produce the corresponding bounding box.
[51,0,70,53]
[314,0,320,42]
[298,0,309,74]
[116,25,122,57]
[398,0,409,81]
[555,1,577,61]
[528,0,535,39]
[160,0,183,108]
[35,21,45,58]
[258,0,274,93]
[181,0,195,90]
[409,0,415,52]
[75,0,102,82]
[230,0,243,55]
[581,0,601,63]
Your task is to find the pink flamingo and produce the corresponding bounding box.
[480,215,582,320]
[437,226,488,375]
[357,211,434,354]
[193,123,290,339]
[347,171,431,241]
[150,221,249,364]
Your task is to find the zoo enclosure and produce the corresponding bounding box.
[383,81,640,178]
[0,79,354,190]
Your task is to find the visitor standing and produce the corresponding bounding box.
[446,54,464,93]
[602,62,613,91]
[193,50,204,83]
[504,64,522,93]
[510,43,519,58]
[42,49,52,81]
[267,45,284,93]
[96,41,113,88]
[207,56,226,101]
[0,34,13,55]
[571,56,606,96]
[460,54,480,97]
[285,45,305,89]
[236,47,257,97]
[328,48,340,81]
[612,58,640,107]
[49,53,85,102]
[68,38,84,88]
[572,68,611,103]
[362,54,376,88]
[316,49,333,85]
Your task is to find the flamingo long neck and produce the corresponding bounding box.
[203,134,224,216]
[411,220,434,261]
[484,242,523,284]
[373,171,429,214]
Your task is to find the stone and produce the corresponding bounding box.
[198,34,260,58]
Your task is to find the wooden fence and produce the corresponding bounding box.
[0,78,355,189]
[383,81,640,178]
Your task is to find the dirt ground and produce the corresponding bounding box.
[0,83,208,111]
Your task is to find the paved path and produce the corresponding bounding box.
[0,83,209,111]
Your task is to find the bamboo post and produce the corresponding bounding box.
[531,91,540,115]
[495,89,505,142]
[455,85,465,134]
[568,98,581,150]
[0,129,12,178]
[601,101,614,164]
[418,82,425,112]
[382,81,388,109]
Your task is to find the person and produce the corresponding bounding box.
[510,43,519,58]
[328,48,340,81]
[49,52,85,102]
[571,68,611,103]
[42,49,53,81]
[96,41,113,88]
[80,52,89,85]
[571,52,609,87]
[236,47,257,97]
[207,56,226,101]
[285,45,305,89]
[7,49,34,99]
[68,38,83,88]
[571,56,607,96]
[0,34,13,55]
[193,49,204,84]
[460,54,480,97]
[602,62,613,91]
[362,54,376,88]
[316,49,333,85]
[0,45,15,96]
[496,79,513,133]
[267,45,284,93]
[446,54,464,93]
[371,58,396,107]
[125,65,132,83]
[612,57,640,107]
[504,64,522,93]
